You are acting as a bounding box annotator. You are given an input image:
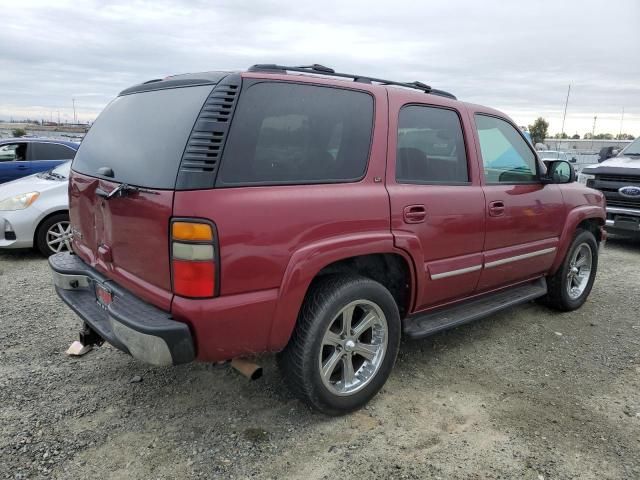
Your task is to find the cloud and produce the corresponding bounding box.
[2,0,639,134]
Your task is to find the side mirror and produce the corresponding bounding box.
[542,160,575,184]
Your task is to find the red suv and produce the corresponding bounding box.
[50,64,606,415]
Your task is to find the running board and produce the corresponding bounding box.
[403,278,547,339]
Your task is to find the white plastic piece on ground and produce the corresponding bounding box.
[66,340,92,356]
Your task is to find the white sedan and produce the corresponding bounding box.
[0,161,71,256]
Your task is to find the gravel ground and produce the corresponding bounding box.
[1,238,639,480]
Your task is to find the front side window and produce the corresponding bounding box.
[396,105,469,184]
[475,114,538,183]
[0,143,27,162]
[217,82,374,186]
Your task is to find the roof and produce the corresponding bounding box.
[0,137,80,149]
[122,64,457,101]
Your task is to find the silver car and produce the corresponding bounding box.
[0,161,71,256]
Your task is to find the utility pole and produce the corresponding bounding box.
[591,115,597,150]
[561,84,570,140]
[57,110,60,126]
[72,98,77,124]
[619,107,625,139]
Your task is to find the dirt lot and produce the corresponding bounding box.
[1,238,639,480]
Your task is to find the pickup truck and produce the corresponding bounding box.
[49,64,606,415]
[579,137,640,240]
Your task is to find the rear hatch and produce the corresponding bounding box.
[69,80,223,310]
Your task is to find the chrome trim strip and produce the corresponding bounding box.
[607,206,640,216]
[430,264,482,280]
[605,219,615,226]
[484,247,557,269]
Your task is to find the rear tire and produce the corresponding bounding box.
[35,213,71,257]
[278,275,401,416]
[542,229,598,311]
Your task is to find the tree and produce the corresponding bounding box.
[11,128,26,137]
[584,132,593,140]
[616,133,635,140]
[571,134,580,139]
[553,132,569,139]
[594,133,614,140]
[528,117,549,145]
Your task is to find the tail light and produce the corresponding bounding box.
[170,220,218,298]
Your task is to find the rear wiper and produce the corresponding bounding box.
[96,183,159,200]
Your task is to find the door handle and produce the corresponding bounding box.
[403,204,427,223]
[17,165,28,170]
[488,201,505,217]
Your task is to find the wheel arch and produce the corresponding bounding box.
[268,233,417,351]
[549,206,604,274]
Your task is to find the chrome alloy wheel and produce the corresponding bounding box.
[318,300,388,396]
[566,242,593,300]
[46,220,72,253]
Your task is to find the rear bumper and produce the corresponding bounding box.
[605,206,640,234]
[49,252,195,366]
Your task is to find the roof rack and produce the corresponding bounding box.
[248,64,457,100]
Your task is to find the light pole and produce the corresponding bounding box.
[561,84,570,141]
[72,98,77,124]
[591,115,597,150]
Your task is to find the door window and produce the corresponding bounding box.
[475,115,538,183]
[0,143,27,162]
[31,143,76,160]
[396,106,469,184]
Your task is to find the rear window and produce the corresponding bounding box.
[72,85,213,189]
[216,82,374,186]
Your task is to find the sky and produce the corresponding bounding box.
[1,0,639,136]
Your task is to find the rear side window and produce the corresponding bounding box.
[396,105,469,184]
[31,143,76,161]
[216,82,374,186]
[72,85,213,189]
[475,114,538,183]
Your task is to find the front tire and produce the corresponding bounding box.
[542,229,598,311]
[35,213,71,257]
[278,275,401,416]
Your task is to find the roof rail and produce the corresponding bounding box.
[248,64,457,100]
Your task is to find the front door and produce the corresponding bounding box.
[470,112,564,291]
[388,101,485,311]
[0,142,30,183]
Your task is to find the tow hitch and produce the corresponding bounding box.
[79,323,104,347]
[66,323,104,357]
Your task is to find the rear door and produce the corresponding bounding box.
[69,84,215,310]
[0,142,30,182]
[387,99,486,311]
[30,142,76,174]
[470,112,564,291]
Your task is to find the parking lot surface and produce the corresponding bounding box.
[1,238,639,480]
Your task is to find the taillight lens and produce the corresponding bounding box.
[170,220,217,298]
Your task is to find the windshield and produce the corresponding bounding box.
[72,85,214,189]
[621,137,640,155]
[51,161,71,178]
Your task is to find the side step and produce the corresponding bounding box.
[403,277,547,339]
